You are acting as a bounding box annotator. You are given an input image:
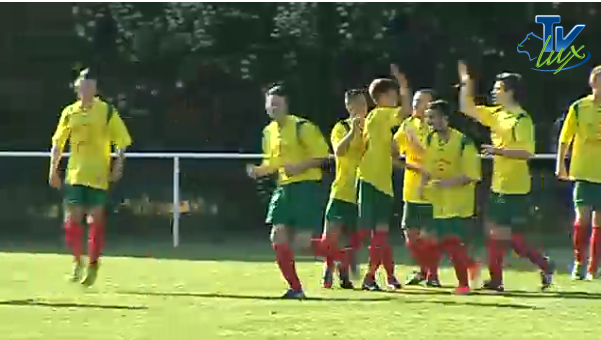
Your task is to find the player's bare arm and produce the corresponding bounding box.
[481,144,533,160]
[334,118,360,157]
[110,147,127,182]
[431,175,476,188]
[49,144,63,189]
[246,164,278,179]
[391,64,412,120]
[457,60,485,123]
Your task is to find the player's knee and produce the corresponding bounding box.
[270,225,288,245]
[323,221,341,239]
[374,223,389,232]
[489,225,511,240]
[576,207,592,226]
[404,229,420,244]
[64,206,84,224]
[592,211,601,228]
[87,207,105,225]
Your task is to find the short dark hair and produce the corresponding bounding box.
[344,88,365,102]
[426,99,451,119]
[265,83,288,97]
[368,78,397,102]
[496,72,525,104]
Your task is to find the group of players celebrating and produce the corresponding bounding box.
[48,63,600,295]
[247,62,601,299]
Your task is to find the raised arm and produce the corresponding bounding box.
[458,61,498,128]
[391,64,412,121]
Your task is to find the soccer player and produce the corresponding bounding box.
[246,84,333,299]
[394,88,441,287]
[418,100,481,294]
[322,89,367,289]
[49,68,132,286]
[457,61,555,292]
[358,76,410,291]
[556,65,601,280]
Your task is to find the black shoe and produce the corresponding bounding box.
[340,279,354,290]
[425,279,442,288]
[281,289,306,299]
[541,256,556,291]
[481,280,505,292]
[404,271,426,286]
[361,277,382,292]
[387,276,402,290]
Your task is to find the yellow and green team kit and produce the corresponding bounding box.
[474,105,535,228]
[262,115,330,229]
[394,116,434,229]
[325,119,364,228]
[357,107,401,228]
[52,97,132,207]
[559,95,601,209]
[421,128,481,237]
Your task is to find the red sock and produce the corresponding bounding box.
[377,231,396,279]
[442,236,470,287]
[63,219,84,261]
[424,238,441,281]
[588,227,601,274]
[273,243,302,291]
[573,222,588,264]
[88,220,105,264]
[405,238,428,276]
[511,233,548,271]
[366,231,384,279]
[486,238,506,284]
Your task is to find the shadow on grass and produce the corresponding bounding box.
[0,299,148,310]
[402,299,541,310]
[119,290,393,302]
[382,288,601,300]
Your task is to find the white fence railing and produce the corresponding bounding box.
[0,151,558,248]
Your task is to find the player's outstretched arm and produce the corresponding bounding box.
[556,105,577,180]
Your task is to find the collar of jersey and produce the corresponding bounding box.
[74,97,100,112]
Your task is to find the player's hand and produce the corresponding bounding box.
[556,166,569,180]
[350,117,363,133]
[481,144,501,156]
[49,170,62,189]
[458,60,470,82]
[390,64,408,89]
[283,163,305,177]
[246,164,259,179]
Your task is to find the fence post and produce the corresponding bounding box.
[173,156,180,247]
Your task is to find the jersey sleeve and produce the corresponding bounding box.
[558,104,577,144]
[514,116,535,154]
[330,122,347,149]
[462,141,481,182]
[108,110,133,150]
[51,106,71,149]
[474,105,500,128]
[302,122,330,158]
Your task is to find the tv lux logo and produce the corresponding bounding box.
[517,15,591,74]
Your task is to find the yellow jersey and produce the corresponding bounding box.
[475,105,534,194]
[329,119,364,203]
[358,107,402,196]
[52,97,132,190]
[394,116,431,203]
[423,129,481,218]
[262,115,330,186]
[559,95,601,183]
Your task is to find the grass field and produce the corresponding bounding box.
[1,242,601,340]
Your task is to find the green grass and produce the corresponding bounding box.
[1,243,600,340]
